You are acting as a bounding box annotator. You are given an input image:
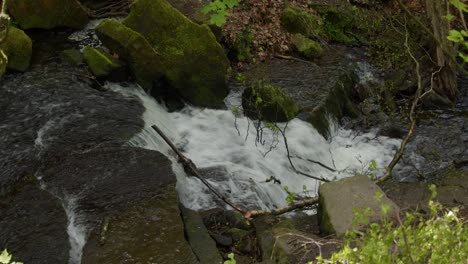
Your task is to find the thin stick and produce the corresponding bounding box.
[151,125,246,214]
[245,197,319,218]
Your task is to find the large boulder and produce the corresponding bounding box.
[318,175,399,237]
[95,19,164,89]
[281,5,322,38]
[0,26,32,71]
[122,0,230,108]
[6,0,89,29]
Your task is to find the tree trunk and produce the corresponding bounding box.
[425,0,458,101]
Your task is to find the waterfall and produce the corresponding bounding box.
[110,83,401,211]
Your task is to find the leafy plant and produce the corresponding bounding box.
[446,0,468,62]
[224,252,236,264]
[201,0,238,27]
[0,249,22,264]
[318,185,468,263]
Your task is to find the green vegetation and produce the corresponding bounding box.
[83,46,121,78]
[290,33,322,59]
[446,0,468,62]
[0,26,31,72]
[242,81,299,122]
[224,253,236,264]
[201,0,238,27]
[281,5,322,38]
[0,249,22,264]
[318,187,468,263]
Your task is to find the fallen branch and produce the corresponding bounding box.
[244,197,319,218]
[151,125,246,215]
[292,156,336,172]
[274,54,319,67]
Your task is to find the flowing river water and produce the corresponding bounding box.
[113,83,401,211]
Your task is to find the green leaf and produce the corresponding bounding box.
[445,13,456,21]
[447,30,464,43]
[458,52,468,62]
[210,13,226,27]
[225,0,238,8]
[0,249,12,264]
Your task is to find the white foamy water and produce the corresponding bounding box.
[110,83,401,211]
[63,197,87,264]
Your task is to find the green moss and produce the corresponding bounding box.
[6,0,89,29]
[290,33,322,60]
[281,5,322,38]
[242,81,299,122]
[96,19,164,89]
[0,49,7,79]
[312,4,358,44]
[233,29,253,62]
[61,49,83,65]
[0,26,32,72]
[83,46,121,78]
[122,0,229,108]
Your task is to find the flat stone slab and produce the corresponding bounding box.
[318,175,399,237]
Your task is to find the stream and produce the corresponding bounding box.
[114,83,401,211]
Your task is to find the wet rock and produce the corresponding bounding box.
[422,91,454,109]
[291,33,322,60]
[95,19,164,89]
[380,181,431,212]
[243,48,360,138]
[82,46,122,78]
[0,179,69,264]
[242,82,299,122]
[60,49,83,65]
[281,4,322,38]
[436,186,468,207]
[225,210,251,230]
[441,168,468,190]
[210,233,233,247]
[180,206,223,264]
[318,175,399,237]
[122,0,229,108]
[82,185,198,264]
[0,26,32,71]
[7,0,89,29]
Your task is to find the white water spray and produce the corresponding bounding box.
[110,83,401,211]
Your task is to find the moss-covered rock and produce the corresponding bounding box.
[122,0,229,108]
[0,26,32,72]
[60,49,83,65]
[291,33,322,60]
[232,29,253,62]
[6,0,89,29]
[242,82,299,122]
[281,5,322,38]
[0,49,7,79]
[95,19,164,89]
[312,4,358,44]
[83,46,121,78]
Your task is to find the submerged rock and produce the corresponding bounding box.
[318,175,399,237]
[7,0,89,29]
[60,48,83,65]
[95,19,164,88]
[242,82,299,122]
[82,46,121,78]
[122,0,229,108]
[291,33,322,60]
[0,26,32,71]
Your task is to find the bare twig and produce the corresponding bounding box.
[292,156,336,172]
[245,196,319,218]
[396,213,415,264]
[274,54,319,67]
[277,123,330,182]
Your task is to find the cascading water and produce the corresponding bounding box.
[110,83,402,211]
